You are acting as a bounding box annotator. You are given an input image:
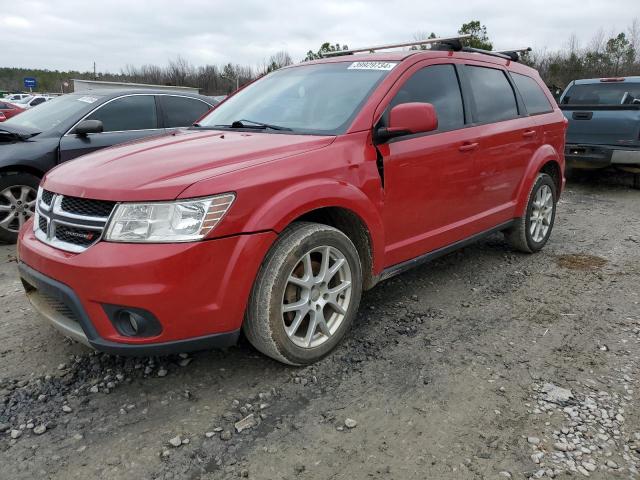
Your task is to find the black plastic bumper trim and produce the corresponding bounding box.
[89,330,240,357]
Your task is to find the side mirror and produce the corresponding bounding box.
[376,102,438,142]
[74,119,103,136]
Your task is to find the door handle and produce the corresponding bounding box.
[522,130,537,138]
[458,142,479,152]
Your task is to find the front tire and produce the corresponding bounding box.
[244,222,363,365]
[506,173,557,253]
[0,173,40,244]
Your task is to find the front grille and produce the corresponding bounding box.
[42,190,54,206]
[22,277,80,324]
[61,196,116,218]
[37,290,79,324]
[35,191,116,253]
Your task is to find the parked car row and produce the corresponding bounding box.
[6,40,638,365]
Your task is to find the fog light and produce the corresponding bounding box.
[103,305,162,338]
[117,310,143,336]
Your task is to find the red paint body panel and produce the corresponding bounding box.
[19,220,276,342]
[18,49,567,351]
[0,101,25,121]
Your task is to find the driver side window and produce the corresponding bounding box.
[86,95,157,132]
[381,64,465,132]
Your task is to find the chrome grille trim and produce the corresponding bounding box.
[35,190,116,253]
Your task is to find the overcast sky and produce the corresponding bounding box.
[2,0,637,73]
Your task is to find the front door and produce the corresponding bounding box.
[59,94,162,162]
[378,62,481,266]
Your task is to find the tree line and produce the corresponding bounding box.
[1,19,638,96]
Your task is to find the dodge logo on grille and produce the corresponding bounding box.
[65,230,95,241]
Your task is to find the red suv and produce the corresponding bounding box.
[17,43,566,365]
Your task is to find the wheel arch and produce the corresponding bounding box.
[0,165,45,180]
[242,180,385,289]
[515,145,563,217]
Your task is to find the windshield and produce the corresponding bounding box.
[199,62,397,135]
[561,82,640,105]
[4,94,101,132]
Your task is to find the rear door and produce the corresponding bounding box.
[377,61,481,266]
[158,95,212,129]
[59,94,162,162]
[459,63,537,223]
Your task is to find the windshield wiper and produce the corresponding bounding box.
[229,119,292,131]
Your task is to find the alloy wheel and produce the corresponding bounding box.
[282,246,352,348]
[0,185,37,233]
[529,184,553,243]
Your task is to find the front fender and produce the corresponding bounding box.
[243,179,386,274]
[0,137,58,175]
[514,144,563,217]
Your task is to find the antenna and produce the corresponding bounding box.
[321,34,472,57]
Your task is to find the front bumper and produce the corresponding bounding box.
[565,144,640,170]
[18,223,276,355]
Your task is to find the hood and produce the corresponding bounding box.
[43,129,335,201]
[0,122,40,141]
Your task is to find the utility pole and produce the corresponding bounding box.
[93,61,97,80]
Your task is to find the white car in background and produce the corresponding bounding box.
[14,95,51,109]
[3,93,31,102]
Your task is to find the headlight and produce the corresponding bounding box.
[105,193,235,243]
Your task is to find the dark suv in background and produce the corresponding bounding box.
[0,90,217,242]
[560,76,640,188]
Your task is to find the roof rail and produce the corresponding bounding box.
[321,34,472,57]
[495,47,532,61]
[460,46,531,62]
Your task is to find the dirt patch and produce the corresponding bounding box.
[1,174,639,480]
[556,253,608,271]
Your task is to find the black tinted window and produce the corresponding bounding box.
[561,82,640,105]
[385,64,464,132]
[87,95,157,132]
[161,96,211,128]
[31,98,46,106]
[512,73,553,114]
[466,66,518,123]
[0,102,8,109]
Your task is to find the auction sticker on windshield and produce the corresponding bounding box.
[77,96,98,104]
[348,61,397,70]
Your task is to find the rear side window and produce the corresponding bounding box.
[385,64,465,132]
[160,96,211,128]
[31,98,46,106]
[466,66,518,123]
[512,73,553,114]
[86,95,157,132]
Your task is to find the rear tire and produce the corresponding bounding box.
[0,173,40,244]
[505,173,557,253]
[243,222,363,365]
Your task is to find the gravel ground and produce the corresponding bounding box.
[0,171,639,480]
